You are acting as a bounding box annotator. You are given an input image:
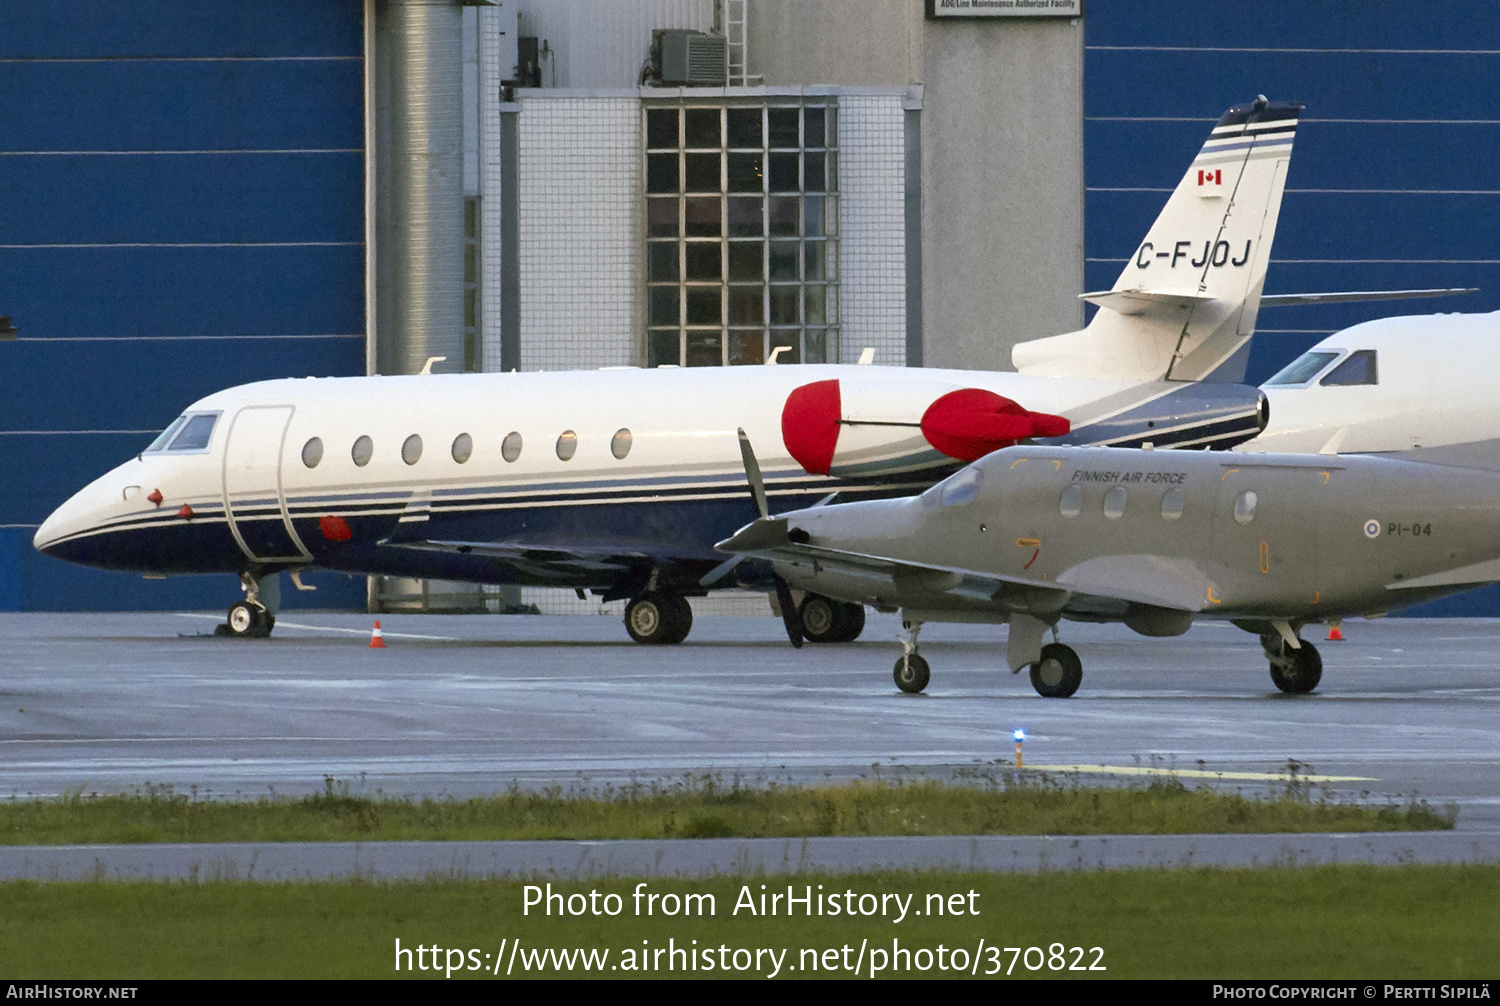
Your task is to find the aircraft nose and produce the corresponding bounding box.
[32,472,136,567]
[34,487,100,558]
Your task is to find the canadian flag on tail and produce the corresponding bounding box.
[1196,167,1223,195]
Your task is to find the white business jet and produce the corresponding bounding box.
[36,97,1309,645]
[1244,311,1498,456]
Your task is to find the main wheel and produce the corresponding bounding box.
[625,592,684,645]
[800,595,840,643]
[663,594,693,644]
[1268,639,1322,693]
[1029,642,1082,698]
[225,601,271,638]
[833,601,866,642]
[800,595,867,643]
[893,652,930,693]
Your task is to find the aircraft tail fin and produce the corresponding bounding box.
[1013,97,1302,384]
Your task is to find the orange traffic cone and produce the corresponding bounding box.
[369,620,387,649]
[1326,620,1343,642]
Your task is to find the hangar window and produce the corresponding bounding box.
[938,467,981,507]
[1059,483,1082,518]
[502,431,522,463]
[402,435,423,466]
[1103,486,1127,520]
[611,428,633,460]
[1234,490,1258,524]
[1265,351,1339,386]
[1161,488,1184,521]
[352,435,373,467]
[301,437,324,469]
[645,101,839,368]
[166,413,219,452]
[451,433,473,464]
[556,430,578,461]
[1320,349,1378,387]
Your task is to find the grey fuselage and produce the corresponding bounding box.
[737,445,1500,630]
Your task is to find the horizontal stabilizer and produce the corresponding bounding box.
[1260,288,1478,308]
[1078,288,1219,316]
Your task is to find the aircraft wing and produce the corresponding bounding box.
[377,537,660,573]
[717,518,1207,614]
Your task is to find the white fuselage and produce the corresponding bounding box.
[1245,312,1500,455]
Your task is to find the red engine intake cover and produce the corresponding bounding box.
[920,388,1071,462]
[781,379,841,475]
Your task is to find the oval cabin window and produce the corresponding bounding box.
[1103,486,1127,520]
[1234,490,1258,524]
[611,428,633,460]
[502,431,522,462]
[556,431,578,461]
[351,435,373,467]
[402,434,423,466]
[1059,483,1082,518]
[451,433,473,464]
[1160,488,1184,521]
[301,437,323,469]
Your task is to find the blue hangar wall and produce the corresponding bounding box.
[0,1,367,611]
[1084,1,1500,617]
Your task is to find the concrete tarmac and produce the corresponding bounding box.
[3,611,1497,830]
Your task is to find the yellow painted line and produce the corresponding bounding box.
[1021,764,1377,783]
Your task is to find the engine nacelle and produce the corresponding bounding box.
[781,378,1071,476]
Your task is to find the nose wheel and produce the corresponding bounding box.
[225,600,274,638]
[893,652,930,693]
[219,571,277,638]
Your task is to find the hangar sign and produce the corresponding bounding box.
[929,0,1082,17]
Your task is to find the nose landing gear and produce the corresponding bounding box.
[220,571,278,638]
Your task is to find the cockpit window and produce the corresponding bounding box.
[938,467,982,507]
[1319,349,1377,386]
[167,413,219,451]
[1265,351,1339,386]
[144,416,187,452]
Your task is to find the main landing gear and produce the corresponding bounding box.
[891,618,1084,698]
[1262,630,1322,694]
[799,593,866,644]
[220,571,277,638]
[1028,642,1083,698]
[624,591,693,645]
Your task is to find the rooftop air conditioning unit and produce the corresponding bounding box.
[652,29,727,86]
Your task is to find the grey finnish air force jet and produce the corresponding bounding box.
[720,435,1500,698]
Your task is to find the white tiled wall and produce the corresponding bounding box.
[478,7,505,371]
[837,93,907,367]
[515,94,642,370]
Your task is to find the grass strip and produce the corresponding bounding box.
[0,768,1454,845]
[2,865,1496,979]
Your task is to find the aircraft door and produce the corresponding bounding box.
[1209,465,1323,608]
[222,405,313,563]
